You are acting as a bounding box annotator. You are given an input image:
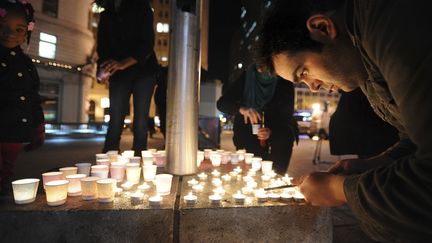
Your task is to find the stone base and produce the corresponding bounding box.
[179,206,332,243]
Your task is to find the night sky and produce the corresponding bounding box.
[207,0,241,83]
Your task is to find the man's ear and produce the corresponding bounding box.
[306,15,338,43]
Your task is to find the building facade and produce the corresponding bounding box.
[26,0,96,123]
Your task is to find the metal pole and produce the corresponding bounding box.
[166,0,201,175]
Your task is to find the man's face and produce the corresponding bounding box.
[272,50,360,92]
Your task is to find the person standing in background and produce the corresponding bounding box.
[96,0,158,156]
[217,64,298,174]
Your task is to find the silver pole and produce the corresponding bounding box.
[166,0,201,175]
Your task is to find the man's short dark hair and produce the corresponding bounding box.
[255,0,345,75]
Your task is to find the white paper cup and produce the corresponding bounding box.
[110,162,126,182]
[12,178,40,204]
[261,160,273,175]
[42,172,63,189]
[155,174,173,195]
[230,153,240,164]
[251,157,263,171]
[97,178,117,203]
[80,177,99,200]
[59,167,77,178]
[252,124,261,135]
[65,174,86,196]
[45,180,69,206]
[75,163,92,176]
[126,163,141,184]
[143,164,157,182]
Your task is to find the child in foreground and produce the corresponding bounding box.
[0,0,45,195]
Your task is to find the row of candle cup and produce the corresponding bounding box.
[11,162,173,206]
[198,149,254,167]
[42,162,159,185]
[96,149,166,168]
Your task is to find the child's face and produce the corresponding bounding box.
[0,12,27,48]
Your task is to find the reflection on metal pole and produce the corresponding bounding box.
[166,0,201,175]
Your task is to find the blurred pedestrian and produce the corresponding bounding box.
[96,0,158,156]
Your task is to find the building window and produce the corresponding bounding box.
[42,0,59,18]
[164,11,169,18]
[159,11,163,18]
[156,22,169,33]
[157,39,162,46]
[39,33,57,59]
[161,56,168,62]
[163,39,168,46]
[165,0,169,4]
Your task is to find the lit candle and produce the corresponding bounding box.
[211,170,221,177]
[203,149,212,160]
[268,193,280,202]
[221,152,231,164]
[44,180,69,206]
[96,178,117,203]
[261,160,273,175]
[126,163,141,184]
[210,153,222,167]
[280,192,293,202]
[130,191,144,204]
[255,191,268,203]
[65,174,87,196]
[241,186,254,195]
[197,172,208,181]
[121,181,134,191]
[212,178,222,187]
[209,194,222,204]
[197,151,204,167]
[247,170,256,177]
[236,150,246,161]
[187,178,199,186]
[269,170,277,178]
[115,187,123,197]
[122,150,135,159]
[221,174,231,182]
[261,174,271,182]
[213,187,225,195]
[138,182,150,192]
[233,166,242,174]
[192,184,204,192]
[149,194,163,206]
[232,190,246,204]
[283,174,294,185]
[230,153,240,164]
[244,153,254,164]
[251,157,262,171]
[242,176,253,182]
[229,171,238,177]
[184,191,197,204]
[246,180,258,189]
[80,176,99,200]
[293,191,305,202]
[59,167,78,178]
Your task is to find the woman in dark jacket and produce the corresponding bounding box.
[217,64,298,174]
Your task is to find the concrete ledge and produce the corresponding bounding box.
[179,206,332,243]
[0,177,178,243]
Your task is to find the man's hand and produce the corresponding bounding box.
[239,107,261,124]
[24,123,45,151]
[328,155,393,175]
[257,127,271,140]
[298,172,347,207]
[101,57,138,75]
